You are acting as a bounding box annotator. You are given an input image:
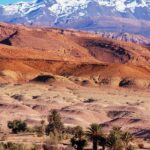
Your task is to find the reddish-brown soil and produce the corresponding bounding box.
[0,23,150,84]
[0,23,149,141]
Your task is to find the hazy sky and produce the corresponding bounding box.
[0,0,32,4]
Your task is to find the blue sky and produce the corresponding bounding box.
[0,0,32,4]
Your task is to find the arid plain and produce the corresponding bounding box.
[0,23,150,148]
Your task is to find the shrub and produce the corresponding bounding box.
[64,126,75,135]
[64,126,82,134]
[1,142,24,150]
[7,120,27,134]
[0,143,41,150]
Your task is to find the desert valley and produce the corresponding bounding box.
[0,21,149,149]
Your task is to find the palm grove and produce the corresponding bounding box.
[7,109,135,150]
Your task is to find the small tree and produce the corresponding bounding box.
[86,123,103,150]
[107,127,124,150]
[70,126,87,150]
[74,126,84,138]
[46,109,64,136]
[7,120,27,134]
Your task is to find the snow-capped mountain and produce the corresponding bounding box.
[0,0,150,35]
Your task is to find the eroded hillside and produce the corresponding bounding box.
[0,23,149,141]
[0,23,149,88]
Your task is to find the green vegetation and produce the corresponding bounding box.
[86,123,103,150]
[0,142,25,150]
[5,110,136,150]
[122,131,134,150]
[107,127,124,150]
[0,142,40,150]
[7,120,27,134]
[71,126,87,150]
[46,109,64,136]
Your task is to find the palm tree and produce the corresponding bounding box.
[71,126,87,150]
[121,132,134,150]
[98,136,107,150]
[74,126,84,138]
[86,123,102,150]
[112,127,123,137]
[107,127,123,150]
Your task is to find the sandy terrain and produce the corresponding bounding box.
[0,23,149,145]
[0,80,149,139]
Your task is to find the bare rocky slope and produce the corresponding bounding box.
[100,32,150,45]
[0,23,150,87]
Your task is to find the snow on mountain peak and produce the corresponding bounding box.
[47,0,149,14]
[0,0,150,30]
[49,0,90,16]
[2,0,149,16]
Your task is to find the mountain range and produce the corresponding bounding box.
[0,0,150,37]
